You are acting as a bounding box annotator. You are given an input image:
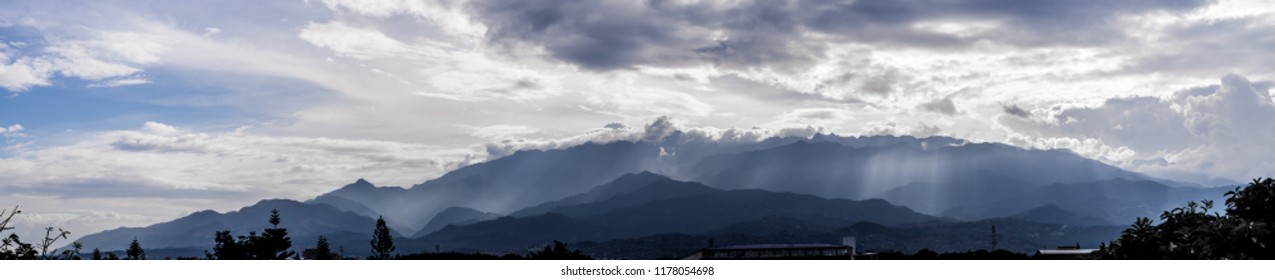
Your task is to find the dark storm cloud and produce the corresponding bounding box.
[467,0,1212,71]
[1002,104,1032,118]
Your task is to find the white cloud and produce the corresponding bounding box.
[1,123,24,139]
[0,30,166,92]
[317,0,485,38]
[460,124,540,140]
[0,121,471,198]
[86,77,151,88]
[999,74,1275,184]
[299,21,416,61]
[582,86,714,118]
[202,27,221,37]
[765,108,856,131]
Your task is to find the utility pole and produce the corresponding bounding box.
[991,225,998,250]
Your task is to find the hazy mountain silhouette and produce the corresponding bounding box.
[942,178,1230,224]
[313,141,661,234]
[509,171,671,217]
[72,199,385,252]
[70,134,1233,258]
[513,172,719,218]
[689,141,1151,201]
[411,174,943,252]
[412,213,617,253]
[1008,204,1114,226]
[413,207,501,238]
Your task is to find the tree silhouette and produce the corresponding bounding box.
[526,240,591,260]
[313,235,334,260]
[126,238,146,260]
[60,242,83,260]
[369,216,395,260]
[205,209,298,260]
[207,230,250,260]
[91,248,103,260]
[254,209,295,260]
[1099,178,1275,259]
[1,233,37,259]
[0,206,36,260]
[38,227,71,259]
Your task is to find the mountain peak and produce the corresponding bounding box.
[340,178,375,190]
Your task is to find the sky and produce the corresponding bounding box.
[3,0,1275,244]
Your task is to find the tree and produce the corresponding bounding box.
[126,238,146,260]
[313,235,333,260]
[526,240,591,260]
[254,209,295,260]
[369,216,395,260]
[914,248,939,260]
[91,248,103,260]
[207,230,250,260]
[38,227,71,259]
[60,242,83,260]
[206,209,297,260]
[1,233,37,260]
[0,206,36,260]
[1099,178,1275,259]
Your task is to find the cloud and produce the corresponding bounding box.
[0,121,469,198]
[467,0,1210,71]
[766,108,857,131]
[296,20,563,102]
[202,27,220,37]
[918,96,959,115]
[460,124,541,140]
[1000,74,1275,184]
[1,123,24,139]
[1002,104,1032,118]
[317,0,486,37]
[86,77,150,88]
[582,86,714,118]
[299,21,416,61]
[0,28,165,92]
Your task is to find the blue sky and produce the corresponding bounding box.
[3,0,1275,243]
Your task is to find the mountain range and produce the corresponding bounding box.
[70,135,1235,258]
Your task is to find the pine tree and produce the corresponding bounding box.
[91,248,102,260]
[314,235,333,260]
[369,216,395,260]
[256,209,295,260]
[126,238,146,260]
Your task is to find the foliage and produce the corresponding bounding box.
[126,238,147,260]
[526,240,592,260]
[369,216,395,260]
[38,227,71,259]
[1098,178,1275,259]
[205,208,295,260]
[254,209,295,260]
[1,233,37,259]
[60,242,83,260]
[312,235,334,260]
[397,251,524,260]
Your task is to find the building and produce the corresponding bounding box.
[687,237,856,260]
[1034,245,1098,260]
